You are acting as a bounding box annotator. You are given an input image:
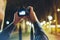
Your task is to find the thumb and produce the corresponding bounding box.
[28,6,34,12]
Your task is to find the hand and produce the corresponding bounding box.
[13,12,27,25]
[13,12,22,25]
[13,6,39,25]
[28,6,39,23]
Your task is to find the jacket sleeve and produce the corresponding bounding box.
[33,21,49,40]
[0,22,15,40]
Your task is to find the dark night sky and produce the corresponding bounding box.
[5,0,53,19]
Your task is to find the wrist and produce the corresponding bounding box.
[32,18,39,23]
[13,20,16,26]
[13,21,17,26]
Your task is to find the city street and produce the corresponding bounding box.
[0,0,60,40]
[46,32,60,40]
[10,29,60,40]
[10,31,30,40]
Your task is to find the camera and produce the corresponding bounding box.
[18,8,30,16]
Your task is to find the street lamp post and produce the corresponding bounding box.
[53,0,60,35]
[54,8,60,34]
[48,16,53,21]
[48,15,53,33]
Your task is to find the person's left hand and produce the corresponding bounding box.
[13,12,22,25]
[13,12,28,25]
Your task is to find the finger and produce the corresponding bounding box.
[28,6,33,12]
[28,6,33,10]
[14,12,18,17]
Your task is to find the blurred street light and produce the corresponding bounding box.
[47,22,49,24]
[50,21,52,24]
[40,21,46,26]
[48,16,53,21]
[53,20,56,22]
[43,21,46,24]
[26,21,31,26]
[40,22,44,26]
[57,8,60,12]
[6,21,10,24]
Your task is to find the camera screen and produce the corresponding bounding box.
[19,11,26,15]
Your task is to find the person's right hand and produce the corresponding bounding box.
[27,6,39,23]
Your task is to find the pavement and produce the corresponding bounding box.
[44,29,60,40]
[10,30,60,40]
[46,33,59,40]
[10,31,30,40]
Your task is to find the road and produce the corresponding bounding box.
[10,30,60,40]
[10,31,30,40]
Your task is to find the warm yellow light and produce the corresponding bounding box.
[57,8,60,12]
[53,20,56,22]
[43,21,46,24]
[44,24,46,25]
[50,21,52,23]
[40,21,46,25]
[47,22,49,24]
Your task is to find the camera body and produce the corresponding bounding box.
[18,8,29,16]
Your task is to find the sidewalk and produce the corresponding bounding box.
[10,29,60,40]
[10,32,30,40]
[45,31,60,40]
